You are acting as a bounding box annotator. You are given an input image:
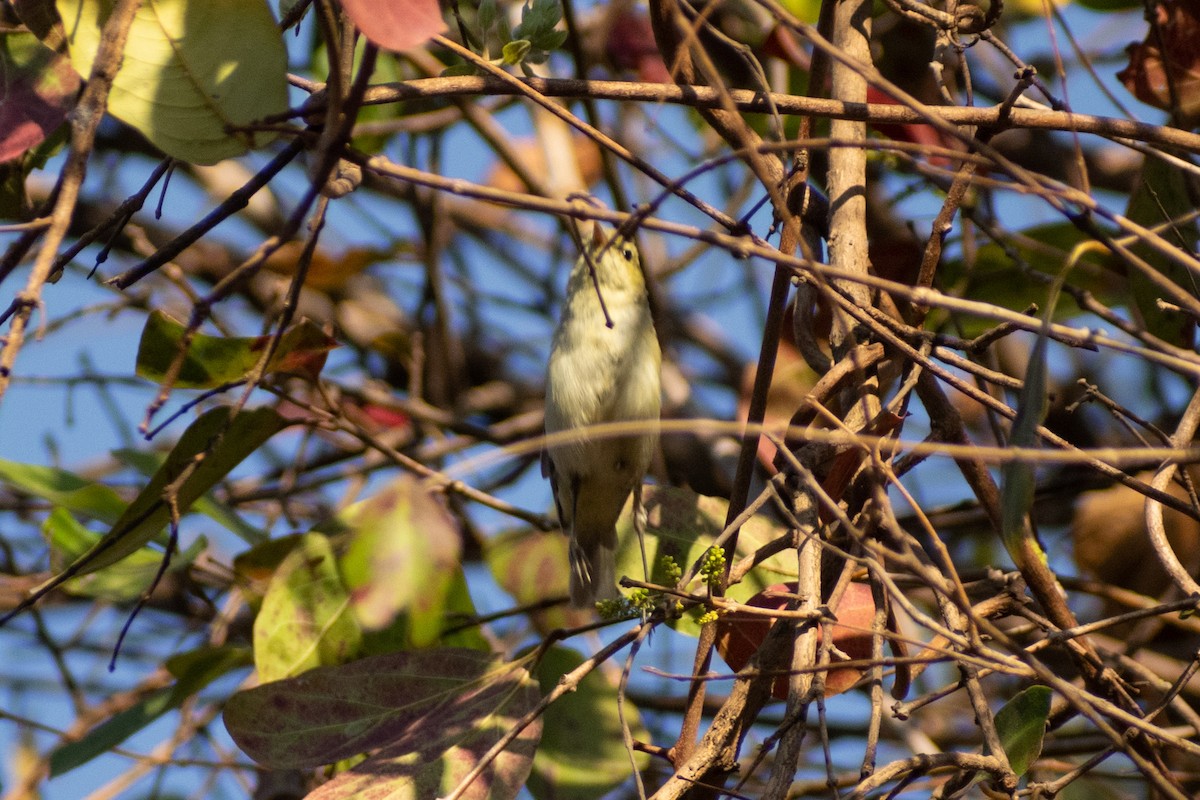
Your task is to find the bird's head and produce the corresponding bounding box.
[577,220,645,294]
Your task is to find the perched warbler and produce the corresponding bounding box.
[544,220,662,606]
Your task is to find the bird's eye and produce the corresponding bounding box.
[622,248,634,261]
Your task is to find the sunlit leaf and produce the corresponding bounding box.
[339,477,462,646]
[356,565,490,655]
[225,649,538,771]
[527,646,647,800]
[55,0,288,164]
[623,486,797,637]
[307,664,540,800]
[0,458,126,522]
[254,532,361,683]
[487,528,588,633]
[502,39,532,65]
[136,311,338,389]
[778,0,822,22]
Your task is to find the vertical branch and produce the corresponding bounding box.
[0,0,144,400]
[824,0,873,355]
[761,532,822,800]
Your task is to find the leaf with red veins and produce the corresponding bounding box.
[341,0,447,53]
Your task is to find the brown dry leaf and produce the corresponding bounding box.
[737,336,819,473]
[1072,468,1200,600]
[715,581,876,699]
[485,135,604,195]
[1117,0,1200,124]
[263,241,390,293]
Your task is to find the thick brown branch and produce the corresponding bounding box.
[330,77,1200,153]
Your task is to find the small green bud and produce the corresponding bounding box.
[660,554,682,583]
[700,547,726,588]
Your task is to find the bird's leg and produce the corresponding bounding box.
[570,474,588,584]
[634,482,649,582]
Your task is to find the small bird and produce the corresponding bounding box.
[544,220,662,606]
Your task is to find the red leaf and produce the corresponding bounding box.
[356,403,411,431]
[0,33,80,164]
[715,582,876,699]
[341,0,447,53]
[817,410,905,520]
[864,86,966,167]
[606,11,669,83]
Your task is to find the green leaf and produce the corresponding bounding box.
[437,568,490,651]
[55,0,288,164]
[488,486,797,636]
[225,649,540,772]
[47,405,288,579]
[43,507,203,602]
[306,661,540,800]
[625,486,797,636]
[233,532,308,603]
[778,0,822,22]
[112,447,266,544]
[478,0,497,35]
[1120,154,1200,345]
[0,458,126,522]
[998,259,1071,561]
[530,28,568,52]
[527,646,647,800]
[339,477,462,647]
[999,356,1046,554]
[50,644,252,776]
[135,310,338,389]
[513,0,560,39]
[440,62,477,78]
[165,642,254,680]
[487,527,580,633]
[501,39,531,65]
[993,685,1052,776]
[253,532,362,683]
[359,565,489,655]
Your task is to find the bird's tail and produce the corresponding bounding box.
[568,533,619,607]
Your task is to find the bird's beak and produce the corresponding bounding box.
[591,221,607,250]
